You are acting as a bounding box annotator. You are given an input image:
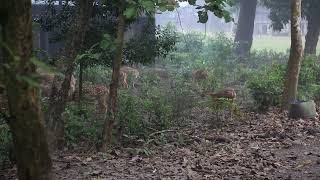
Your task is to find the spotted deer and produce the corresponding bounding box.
[119,66,139,88]
[119,71,128,88]
[202,88,236,102]
[192,69,209,81]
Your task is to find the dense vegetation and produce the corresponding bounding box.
[2,0,319,179]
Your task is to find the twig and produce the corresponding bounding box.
[148,129,176,138]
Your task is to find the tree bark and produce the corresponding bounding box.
[100,0,126,151]
[46,0,94,151]
[283,0,303,110]
[234,0,257,62]
[0,0,52,179]
[304,4,320,55]
[78,61,84,107]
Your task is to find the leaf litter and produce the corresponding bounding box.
[5,107,320,179]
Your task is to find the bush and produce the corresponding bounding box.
[247,63,285,111]
[81,65,112,85]
[64,104,99,148]
[247,57,320,110]
[124,23,177,65]
[298,57,320,101]
[249,50,288,68]
[117,89,145,138]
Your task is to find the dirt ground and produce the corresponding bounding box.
[4,107,320,180]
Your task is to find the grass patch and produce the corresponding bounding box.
[252,35,320,54]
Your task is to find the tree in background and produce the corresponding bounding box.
[46,0,94,150]
[282,0,303,109]
[0,0,52,179]
[262,0,320,55]
[234,0,258,62]
[99,0,235,151]
[303,0,320,55]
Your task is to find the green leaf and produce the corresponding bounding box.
[188,0,196,5]
[30,57,64,77]
[167,4,175,11]
[124,6,138,19]
[141,0,154,12]
[197,11,208,23]
[16,75,39,87]
[158,4,168,12]
[90,53,102,60]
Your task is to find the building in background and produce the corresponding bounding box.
[155,1,307,36]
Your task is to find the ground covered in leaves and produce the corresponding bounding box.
[6,108,320,180]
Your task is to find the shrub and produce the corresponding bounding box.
[247,57,320,110]
[247,63,285,111]
[117,89,145,138]
[64,104,99,148]
[81,65,112,85]
[124,23,177,65]
[249,50,288,68]
[0,118,12,167]
[298,57,320,101]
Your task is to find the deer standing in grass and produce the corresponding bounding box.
[203,88,236,102]
[119,66,139,88]
[202,88,238,120]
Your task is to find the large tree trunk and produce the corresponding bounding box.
[100,0,126,151]
[304,3,320,55]
[234,0,257,62]
[283,0,303,110]
[46,0,94,151]
[0,1,52,179]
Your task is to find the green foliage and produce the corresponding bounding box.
[247,57,320,110]
[123,0,234,23]
[298,57,320,100]
[0,119,12,166]
[262,0,320,31]
[64,104,99,148]
[81,65,112,85]
[247,63,285,111]
[249,50,288,68]
[117,89,145,138]
[123,23,177,65]
[142,88,173,131]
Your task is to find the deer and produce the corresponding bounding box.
[202,88,236,102]
[92,85,109,116]
[202,88,239,119]
[145,67,170,80]
[120,66,139,88]
[119,71,129,88]
[69,74,77,99]
[37,70,77,100]
[192,69,208,81]
[120,66,139,79]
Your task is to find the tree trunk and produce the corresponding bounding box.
[100,0,126,151]
[46,0,94,151]
[283,0,303,110]
[304,4,320,55]
[78,61,84,107]
[0,1,52,179]
[234,0,257,62]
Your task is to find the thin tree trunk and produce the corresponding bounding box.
[46,0,94,151]
[100,0,126,151]
[234,0,257,62]
[78,61,84,107]
[0,0,52,179]
[304,6,320,55]
[283,0,303,110]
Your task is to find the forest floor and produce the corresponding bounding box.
[5,107,320,180]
